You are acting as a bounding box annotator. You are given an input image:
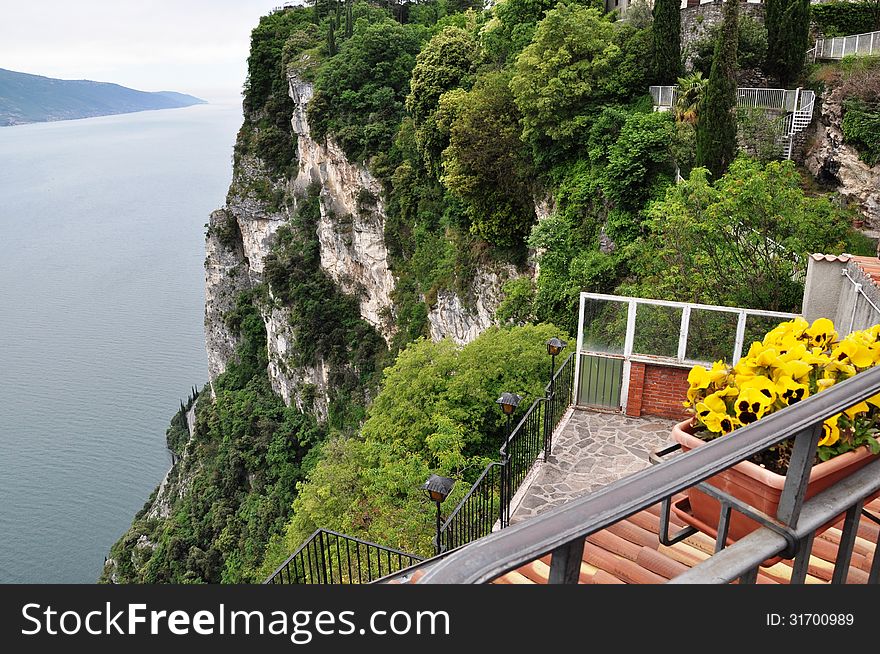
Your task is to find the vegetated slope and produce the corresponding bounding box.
[103,0,875,585]
[0,68,206,126]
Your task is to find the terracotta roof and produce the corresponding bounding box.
[850,256,880,288]
[810,253,853,262]
[392,496,880,584]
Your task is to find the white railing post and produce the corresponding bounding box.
[732,311,748,365]
[677,306,691,361]
[619,300,638,414]
[572,292,586,406]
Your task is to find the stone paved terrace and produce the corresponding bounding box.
[510,409,677,524]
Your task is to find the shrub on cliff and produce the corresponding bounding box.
[265,323,571,568]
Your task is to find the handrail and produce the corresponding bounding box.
[417,364,880,583]
[264,528,423,584]
[814,30,880,60]
[436,352,576,551]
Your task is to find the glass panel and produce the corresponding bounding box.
[685,309,738,364]
[632,303,682,358]
[581,298,627,354]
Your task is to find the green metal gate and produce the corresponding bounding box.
[576,354,623,409]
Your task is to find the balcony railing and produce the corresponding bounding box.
[264,529,423,584]
[815,31,880,60]
[411,365,880,583]
[437,352,576,552]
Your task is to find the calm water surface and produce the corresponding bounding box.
[0,103,242,582]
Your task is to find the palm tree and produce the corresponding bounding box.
[675,71,708,124]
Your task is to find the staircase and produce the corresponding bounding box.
[780,88,815,160]
[649,85,816,160]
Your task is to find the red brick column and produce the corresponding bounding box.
[625,362,646,417]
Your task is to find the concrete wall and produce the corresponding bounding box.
[802,255,880,334]
[681,1,766,71]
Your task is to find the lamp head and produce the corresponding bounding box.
[421,474,455,503]
[496,392,522,415]
[546,337,567,357]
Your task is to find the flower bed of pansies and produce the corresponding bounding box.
[684,317,880,474]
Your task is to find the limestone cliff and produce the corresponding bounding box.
[204,73,513,407]
[804,85,880,232]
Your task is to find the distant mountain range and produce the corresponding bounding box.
[0,68,206,126]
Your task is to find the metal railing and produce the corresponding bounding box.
[574,292,799,413]
[436,352,576,553]
[815,31,880,60]
[264,529,423,584]
[413,364,880,583]
[650,85,814,159]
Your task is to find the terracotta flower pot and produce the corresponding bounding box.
[670,419,879,544]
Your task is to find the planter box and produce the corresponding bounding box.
[670,419,879,544]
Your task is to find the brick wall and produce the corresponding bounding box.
[625,361,691,421]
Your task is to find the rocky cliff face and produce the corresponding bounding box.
[204,74,512,404]
[804,86,880,232]
[289,77,397,342]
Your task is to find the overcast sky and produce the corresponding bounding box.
[1,1,305,103]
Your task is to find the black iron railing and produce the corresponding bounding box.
[412,365,880,584]
[437,463,503,554]
[264,529,423,584]
[544,351,575,458]
[436,352,576,553]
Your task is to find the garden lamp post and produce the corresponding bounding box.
[496,391,522,440]
[544,337,566,461]
[546,337,567,393]
[421,474,455,556]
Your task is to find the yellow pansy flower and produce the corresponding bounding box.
[843,400,870,420]
[805,317,837,349]
[771,359,812,383]
[775,376,809,405]
[833,338,876,369]
[818,414,840,447]
[734,387,773,424]
[739,376,778,404]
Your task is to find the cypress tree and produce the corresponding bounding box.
[345,0,353,39]
[653,0,682,84]
[327,16,337,56]
[695,0,739,180]
[766,0,810,87]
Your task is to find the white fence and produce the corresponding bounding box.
[572,292,799,412]
[814,31,880,60]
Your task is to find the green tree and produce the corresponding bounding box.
[631,157,853,311]
[765,0,810,87]
[695,0,738,179]
[275,324,572,562]
[406,26,479,175]
[308,19,423,160]
[652,0,682,84]
[509,3,617,157]
[441,72,537,246]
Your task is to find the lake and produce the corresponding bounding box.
[0,103,242,582]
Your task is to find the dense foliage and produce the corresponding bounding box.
[765,0,810,87]
[264,323,570,569]
[842,98,880,166]
[811,1,880,38]
[627,157,852,311]
[652,0,681,84]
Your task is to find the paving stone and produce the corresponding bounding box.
[510,409,677,524]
